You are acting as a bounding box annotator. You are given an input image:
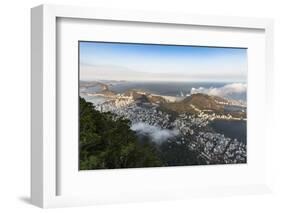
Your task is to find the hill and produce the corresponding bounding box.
[80,81,109,91]
[123,89,167,104]
[161,93,226,113]
[79,97,161,170]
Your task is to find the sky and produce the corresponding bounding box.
[79,41,247,82]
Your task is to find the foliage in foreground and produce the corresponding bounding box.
[79,97,161,170]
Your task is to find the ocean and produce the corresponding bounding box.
[106,81,226,97]
[81,81,247,104]
[81,80,247,145]
[210,120,247,144]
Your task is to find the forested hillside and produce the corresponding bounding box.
[79,97,161,170]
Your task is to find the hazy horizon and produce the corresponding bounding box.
[80,41,247,82]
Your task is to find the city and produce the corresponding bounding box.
[88,89,247,165]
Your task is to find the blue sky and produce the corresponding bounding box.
[79,41,247,82]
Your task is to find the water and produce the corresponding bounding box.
[81,81,247,106]
[224,105,246,112]
[107,81,226,97]
[82,95,109,105]
[210,120,247,143]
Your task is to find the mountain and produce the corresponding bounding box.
[161,93,228,113]
[80,81,109,91]
[123,89,167,104]
[182,93,227,110]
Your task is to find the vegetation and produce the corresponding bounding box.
[79,97,205,170]
[162,93,224,113]
[159,141,204,166]
[79,97,161,170]
[160,93,246,119]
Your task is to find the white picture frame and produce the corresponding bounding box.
[31,4,274,208]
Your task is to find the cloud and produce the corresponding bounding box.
[131,122,179,143]
[190,83,247,99]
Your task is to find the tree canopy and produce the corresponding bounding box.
[79,97,161,170]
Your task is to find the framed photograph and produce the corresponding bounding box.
[31,4,274,208]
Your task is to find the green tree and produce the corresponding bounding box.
[79,97,161,170]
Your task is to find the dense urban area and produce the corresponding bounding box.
[80,81,247,169]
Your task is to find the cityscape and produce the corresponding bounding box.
[79,41,247,170]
